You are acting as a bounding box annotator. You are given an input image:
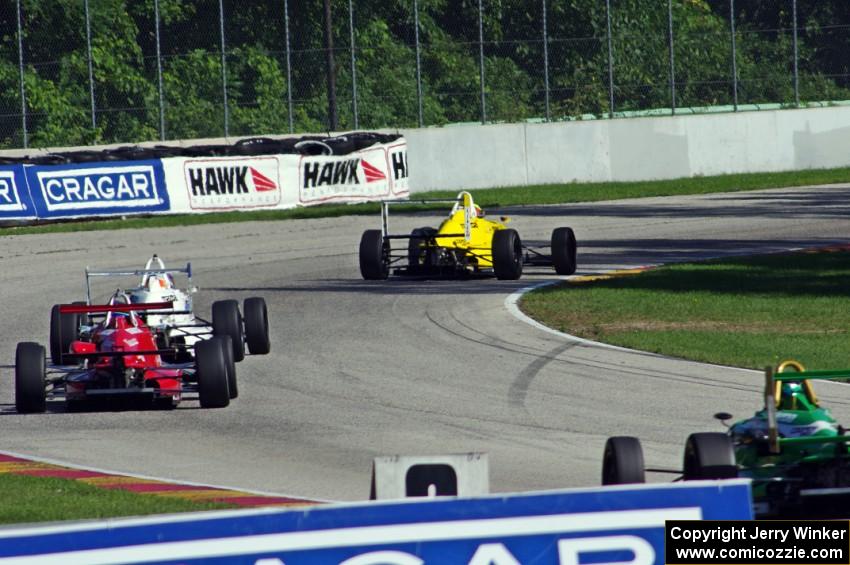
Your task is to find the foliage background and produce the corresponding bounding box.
[0,0,849,148]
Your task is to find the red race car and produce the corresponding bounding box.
[15,292,235,413]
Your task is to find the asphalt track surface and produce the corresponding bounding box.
[2,185,850,502]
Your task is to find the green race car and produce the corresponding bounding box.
[602,360,850,518]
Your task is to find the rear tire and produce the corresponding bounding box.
[196,338,230,408]
[16,342,46,414]
[683,432,737,480]
[407,227,437,274]
[243,297,271,355]
[71,300,90,325]
[602,436,645,485]
[49,304,78,365]
[212,300,245,362]
[359,229,389,280]
[551,227,577,275]
[492,229,523,280]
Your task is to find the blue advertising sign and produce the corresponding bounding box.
[0,165,36,219]
[25,160,170,218]
[0,480,752,564]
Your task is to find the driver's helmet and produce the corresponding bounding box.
[474,205,484,218]
[108,310,131,328]
[147,273,174,290]
[778,381,816,411]
[130,274,176,305]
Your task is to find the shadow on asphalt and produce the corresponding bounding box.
[208,237,847,296]
[0,399,204,416]
[209,277,541,296]
[573,237,848,268]
[492,190,850,220]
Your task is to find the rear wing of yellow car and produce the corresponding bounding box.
[764,360,850,454]
[380,191,477,241]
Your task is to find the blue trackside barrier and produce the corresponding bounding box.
[0,133,408,224]
[24,159,170,219]
[0,480,752,564]
[0,165,37,220]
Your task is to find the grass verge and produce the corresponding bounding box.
[0,473,235,525]
[3,166,849,236]
[520,248,850,369]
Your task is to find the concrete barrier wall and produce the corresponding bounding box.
[401,105,850,192]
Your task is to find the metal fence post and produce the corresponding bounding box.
[668,0,676,114]
[606,0,614,117]
[730,0,738,110]
[414,0,424,127]
[324,0,338,132]
[16,0,27,148]
[218,0,229,136]
[284,0,294,133]
[154,0,165,140]
[478,0,486,124]
[792,0,799,106]
[542,0,550,121]
[348,0,359,129]
[84,0,96,130]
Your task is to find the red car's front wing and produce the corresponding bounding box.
[64,368,184,405]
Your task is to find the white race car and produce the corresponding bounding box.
[75,255,271,367]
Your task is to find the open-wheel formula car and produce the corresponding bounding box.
[601,360,850,518]
[358,191,577,280]
[62,255,270,370]
[16,292,236,413]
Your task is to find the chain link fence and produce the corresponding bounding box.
[1,0,848,149]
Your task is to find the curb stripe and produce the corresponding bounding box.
[151,489,252,500]
[14,469,106,479]
[78,476,161,486]
[0,452,321,511]
[105,483,218,493]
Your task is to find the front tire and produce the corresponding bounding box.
[196,337,230,408]
[212,300,245,362]
[492,229,523,280]
[16,342,46,414]
[602,436,645,485]
[683,432,737,480]
[551,227,577,275]
[243,297,271,355]
[359,229,389,280]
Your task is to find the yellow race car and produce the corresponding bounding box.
[359,191,577,280]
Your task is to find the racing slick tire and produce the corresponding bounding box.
[212,300,245,362]
[16,342,46,414]
[407,227,437,275]
[244,297,271,355]
[683,432,738,480]
[50,304,79,365]
[196,337,230,408]
[492,229,523,280]
[551,227,578,276]
[359,229,389,280]
[71,300,91,325]
[219,335,238,399]
[601,436,645,485]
